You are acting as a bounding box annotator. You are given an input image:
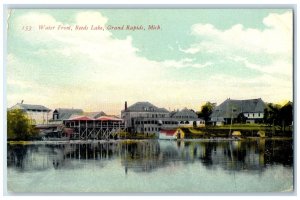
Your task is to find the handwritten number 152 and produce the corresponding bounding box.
[22,26,32,31]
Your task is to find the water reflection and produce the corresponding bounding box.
[7,139,293,174]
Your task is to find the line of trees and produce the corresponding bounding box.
[7,109,38,140]
[264,101,293,131]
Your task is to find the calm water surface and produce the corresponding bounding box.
[7,138,293,193]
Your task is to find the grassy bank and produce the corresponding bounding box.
[182,124,293,139]
[111,124,293,140]
[117,132,156,139]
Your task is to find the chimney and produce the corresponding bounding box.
[125,101,128,111]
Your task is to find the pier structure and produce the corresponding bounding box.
[63,115,125,140]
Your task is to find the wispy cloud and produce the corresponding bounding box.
[183,12,292,56]
[162,58,213,69]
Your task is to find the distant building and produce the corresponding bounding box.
[84,111,106,119]
[9,103,51,125]
[50,108,83,124]
[171,108,205,127]
[121,101,174,134]
[121,101,205,134]
[210,98,266,126]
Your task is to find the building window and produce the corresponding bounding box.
[253,113,255,117]
[258,113,261,117]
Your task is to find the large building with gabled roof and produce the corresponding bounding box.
[210,98,266,126]
[121,101,173,134]
[121,101,205,134]
[9,103,51,125]
[171,108,205,127]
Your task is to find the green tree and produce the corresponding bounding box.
[280,101,293,131]
[197,102,215,122]
[264,102,293,133]
[264,103,281,126]
[7,109,37,140]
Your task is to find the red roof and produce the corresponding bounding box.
[68,116,94,121]
[160,129,177,136]
[95,116,122,121]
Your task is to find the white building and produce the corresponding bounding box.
[10,103,51,125]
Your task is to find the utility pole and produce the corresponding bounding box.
[229,106,233,136]
[272,119,275,137]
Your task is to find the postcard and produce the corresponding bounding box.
[5,7,294,194]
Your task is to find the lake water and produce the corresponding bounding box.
[7,138,293,193]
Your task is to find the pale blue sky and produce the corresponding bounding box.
[7,9,293,114]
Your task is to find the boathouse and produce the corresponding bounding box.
[159,128,185,140]
[63,115,125,140]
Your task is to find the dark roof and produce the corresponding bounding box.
[53,108,83,120]
[123,102,169,113]
[171,108,198,119]
[11,103,50,111]
[84,111,106,119]
[210,98,266,119]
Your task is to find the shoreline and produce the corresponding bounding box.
[7,136,293,145]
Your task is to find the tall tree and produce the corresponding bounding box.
[198,102,215,122]
[264,102,293,132]
[264,103,281,126]
[280,101,293,131]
